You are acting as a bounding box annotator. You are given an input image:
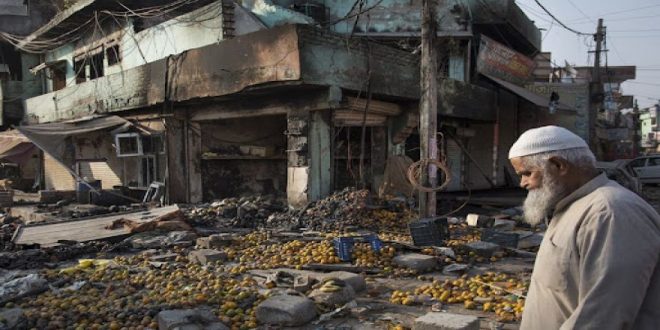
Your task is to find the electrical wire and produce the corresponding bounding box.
[566,4,660,24]
[532,0,590,36]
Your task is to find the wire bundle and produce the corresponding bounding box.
[406,158,452,192]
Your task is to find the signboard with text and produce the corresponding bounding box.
[477,35,536,86]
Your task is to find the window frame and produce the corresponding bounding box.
[115,133,143,157]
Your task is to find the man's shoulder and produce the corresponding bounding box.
[581,180,660,220]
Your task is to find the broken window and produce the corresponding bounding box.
[49,62,67,91]
[88,50,104,79]
[106,44,121,66]
[115,133,143,157]
[139,155,158,187]
[0,43,23,81]
[141,135,164,154]
[73,56,87,84]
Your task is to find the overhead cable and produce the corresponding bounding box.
[532,0,591,36]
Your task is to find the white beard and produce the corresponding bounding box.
[522,171,567,226]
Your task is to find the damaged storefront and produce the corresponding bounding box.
[15,116,166,203]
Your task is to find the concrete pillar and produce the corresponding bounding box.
[309,110,332,201]
[286,110,309,208]
[165,116,202,203]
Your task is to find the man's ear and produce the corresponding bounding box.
[547,156,570,176]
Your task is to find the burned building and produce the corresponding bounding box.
[5,0,559,206]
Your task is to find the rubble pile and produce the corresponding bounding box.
[0,241,113,269]
[266,188,416,231]
[184,195,288,228]
[0,187,544,329]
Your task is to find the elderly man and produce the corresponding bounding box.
[509,126,660,329]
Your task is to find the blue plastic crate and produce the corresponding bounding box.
[333,235,383,261]
[361,234,383,253]
[333,237,355,261]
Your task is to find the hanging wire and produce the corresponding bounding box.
[407,133,452,192]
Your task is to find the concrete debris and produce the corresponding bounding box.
[149,253,179,262]
[255,294,317,326]
[413,312,480,330]
[317,271,367,293]
[516,232,544,249]
[293,275,312,292]
[393,253,439,272]
[464,241,500,257]
[188,249,227,265]
[0,241,112,270]
[125,230,197,249]
[433,247,456,259]
[316,300,357,323]
[196,233,234,249]
[442,263,470,275]
[0,274,47,303]
[266,188,416,231]
[466,214,494,228]
[0,308,26,330]
[308,282,356,307]
[0,183,544,328]
[493,219,517,231]
[157,309,229,330]
[184,195,287,228]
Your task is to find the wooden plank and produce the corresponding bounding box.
[333,110,387,127]
[346,97,402,116]
[13,205,182,247]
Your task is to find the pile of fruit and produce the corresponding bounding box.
[390,272,528,322]
[16,252,264,330]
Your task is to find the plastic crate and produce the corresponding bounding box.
[361,234,383,253]
[333,235,383,261]
[333,237,355,261]
[408,218,449,247]
[481,229,519,248]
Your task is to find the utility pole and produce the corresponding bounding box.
[589,18,604,158]
[632,99,639,157]
[419,0,439,218]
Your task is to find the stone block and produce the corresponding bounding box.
[393,253,438,272]
[317,271,367,292]
[493,219,516,231]
[196,234,234,249]
[157,309,229,330]
[433,247,456,259]
[308,284,355,306]
[188,249,227,265]
[255,295,317,326]
[149,253,179,262]
[464,241,499,257]
[412,312,480,330]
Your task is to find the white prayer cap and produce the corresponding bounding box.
[509,125,588,159]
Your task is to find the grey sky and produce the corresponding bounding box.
[515,0,660,109]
